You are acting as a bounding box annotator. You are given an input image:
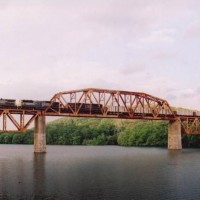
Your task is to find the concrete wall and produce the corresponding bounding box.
[168,120,182,150]
[34,115,46,153]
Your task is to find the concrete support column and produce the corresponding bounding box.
[168,120,182,150]
[34,115,46,153]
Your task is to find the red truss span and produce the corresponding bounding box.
[0,88,200,134]
[46,88,175,119]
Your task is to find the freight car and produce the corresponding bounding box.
[64,103,103,114]
[19,100,59,110]
[0,99,16,108]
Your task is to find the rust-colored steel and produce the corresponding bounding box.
[0,109,40,132]
[45,88,175,119]
[0,88,200,134]
[180,118,200,134]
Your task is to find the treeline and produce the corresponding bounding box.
[0,118,200,147]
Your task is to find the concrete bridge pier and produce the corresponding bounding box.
[168,120,182,150]
[34,115,46,153]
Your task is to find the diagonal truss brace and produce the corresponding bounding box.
[181,118,200,134]
[0,110,40,132]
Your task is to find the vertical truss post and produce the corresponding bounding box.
[3,113,6,132]
[20,112,24,131]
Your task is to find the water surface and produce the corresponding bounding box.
[0,145,200,199]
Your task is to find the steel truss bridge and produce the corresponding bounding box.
[0,88,200,134]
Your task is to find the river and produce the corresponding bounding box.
[0,145,200,200]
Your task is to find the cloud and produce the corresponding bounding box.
[151,50,177,61]
[166,94,177,101]
[120,64,146,75]
[139,29,176,45]
[185,20,200,38]
[163,88,200,110]
[196,87,200,94]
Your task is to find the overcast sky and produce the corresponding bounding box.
[0,0,200,109]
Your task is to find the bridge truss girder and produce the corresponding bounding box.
[0,88,200,134]
[0,109,40,132]
[181,117,200,134]
[45,88,175,120]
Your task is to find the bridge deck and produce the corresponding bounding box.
[0,88,200,133]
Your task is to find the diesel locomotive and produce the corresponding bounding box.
[0,98,55,110]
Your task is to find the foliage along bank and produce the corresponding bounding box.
[0,118,199,147]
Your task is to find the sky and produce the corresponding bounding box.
[0,0,200,109]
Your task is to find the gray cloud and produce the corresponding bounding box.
[120,64,146,75]
[166,94,177,101]
[151,50,177,61]
[184,20,200,38]
[196,87,200,94]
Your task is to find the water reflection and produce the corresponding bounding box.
[0,160,10,199]
[0,155,32,199]
[167,150,182,165]
[33,153,46,199]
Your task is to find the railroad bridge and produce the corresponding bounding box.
[0,88,200,152]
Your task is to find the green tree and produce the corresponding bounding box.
[117,130,130,146]
[12,134,25,144]
[4,134,14,144]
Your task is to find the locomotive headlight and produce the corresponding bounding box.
[15,100,22,107]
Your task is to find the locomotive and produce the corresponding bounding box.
[0,98,56,110]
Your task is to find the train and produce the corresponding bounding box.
[0,99,103,113]
[0,98,57,110]
[0,98,199,116]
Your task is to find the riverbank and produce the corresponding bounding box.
[0,118,199,147]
